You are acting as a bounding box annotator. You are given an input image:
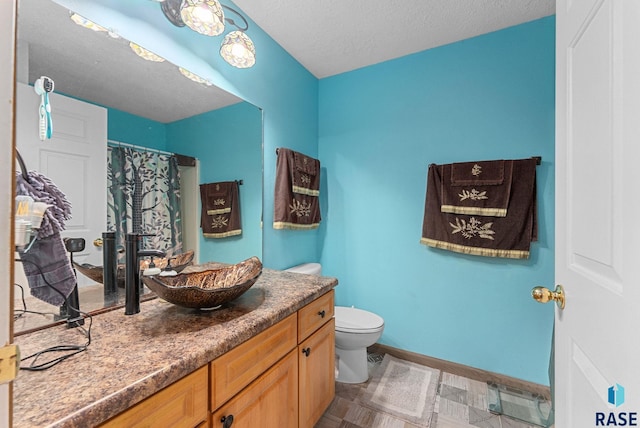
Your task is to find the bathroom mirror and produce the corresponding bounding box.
[14,0,263,334]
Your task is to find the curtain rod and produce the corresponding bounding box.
[107,140,175,156]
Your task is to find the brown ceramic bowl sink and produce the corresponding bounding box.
[141,256,262,309]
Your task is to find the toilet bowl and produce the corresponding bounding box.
[285,263,385,384]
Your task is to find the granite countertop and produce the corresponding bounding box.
[13,269,338,428]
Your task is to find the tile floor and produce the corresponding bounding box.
[315,354,551,428]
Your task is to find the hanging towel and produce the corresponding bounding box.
[18,232,77,307]
[292,150,320,196]
[440,160,513,217]
[421,158,537,259]
[15,170,75,306]
[15,170,72,239]
[273,148,321,230]
[200,181,242,238]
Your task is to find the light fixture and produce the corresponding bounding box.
[220,30,255,68]
[180,0,225,36]
[129,42,166,62]
[161,0,256,68]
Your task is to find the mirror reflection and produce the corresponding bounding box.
[14,0,263,335]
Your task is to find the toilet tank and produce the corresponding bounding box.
[285,263,322,275]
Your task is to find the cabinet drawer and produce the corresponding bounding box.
[211,313,297,409]
[298,290,334,343]
[100,366,208,428]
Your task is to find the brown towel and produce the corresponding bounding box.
[421,158,537,259]
[274,148,321,230]
[441,160,513,217]
[292,150,320,196]
[200,181,242,238]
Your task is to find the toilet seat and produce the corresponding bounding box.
[335,306,384,334]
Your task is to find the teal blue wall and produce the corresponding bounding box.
[166,102,263,264]
[318,17,555,385]
[53,0,555,385]
[107,108,167,151]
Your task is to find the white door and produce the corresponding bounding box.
[555,0,640,425]
[16,82,107,286]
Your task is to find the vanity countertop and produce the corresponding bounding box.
[13,269,338,428]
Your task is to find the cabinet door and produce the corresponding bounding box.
[211,350,298,428]
[299,319,335,428]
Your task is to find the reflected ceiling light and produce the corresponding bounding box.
[129,42,166,62]
[69,12,119,38]
[179,67,213,86]
[161,0,256,68]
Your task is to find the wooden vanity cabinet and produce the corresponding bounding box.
[298,290,335,428]
[98,290,335,428]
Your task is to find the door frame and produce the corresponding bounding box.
[1,0,17,426]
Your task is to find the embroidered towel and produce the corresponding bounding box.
[200,181,242,238]
[441,160,513,217]
[421,158,537,259]
[292,150,320,196]
[273,148,321,230]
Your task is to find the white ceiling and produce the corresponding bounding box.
[234,0,556,78]
[17,0,555,123]
[17,0,242,123]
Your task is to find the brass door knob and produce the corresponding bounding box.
[531,285,565,309]
[93,238,103,248]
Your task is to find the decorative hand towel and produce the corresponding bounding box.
[450,160,506,186]
[200,181,242,238]
[292,150,320,196]
[273,148,321,230]
[440,160,513,217]
[421,158,537,259]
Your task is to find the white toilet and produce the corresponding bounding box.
[285,263,385,384]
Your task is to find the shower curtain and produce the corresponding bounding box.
[107,146,183,260]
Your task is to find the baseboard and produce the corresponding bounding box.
[368,343,551,400]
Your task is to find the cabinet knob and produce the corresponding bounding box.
[302,347,311,357]
[221,414,234,427]
[318,310,326,318]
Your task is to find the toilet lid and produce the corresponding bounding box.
[334,306,384,333]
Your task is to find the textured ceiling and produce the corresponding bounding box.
[17,0,241,123]
[234,0,555,78]
[17,0,555,122]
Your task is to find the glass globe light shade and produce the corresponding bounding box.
[179,67,213,86]
[180,0,225,36]
[220,31,256,69]
[129,43,165,62]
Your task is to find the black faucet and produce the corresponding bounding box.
[125,233,165,315]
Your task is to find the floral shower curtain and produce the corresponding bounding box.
[107,146,183,260]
